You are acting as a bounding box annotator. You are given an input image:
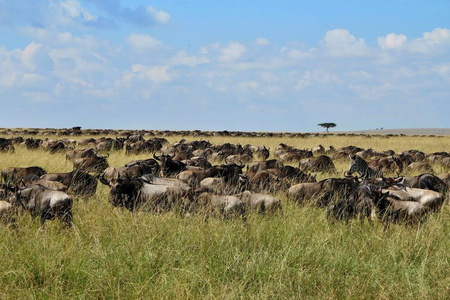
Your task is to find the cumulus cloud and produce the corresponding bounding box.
[423,28,450,45]
[22,42,54,72]
[256,38,270,46]
[377,33,407,49]
[324,29,371,57]
[218,42,246,62]
[126,33,164,53]
[170,51,210,67]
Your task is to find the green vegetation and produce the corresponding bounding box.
[0,133,449,299]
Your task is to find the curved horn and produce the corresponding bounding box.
[153,151,161,161]
[99,172,109,186]
[238,161,245,169]
[343,170,353,177]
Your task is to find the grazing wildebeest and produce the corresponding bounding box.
[66,148,99,161]
[288,176,359,207]
[40,170,97,196]
[1,166,47,185]
[298,155,336,173]
[0,138,15,152]
[99,164,156,186]
[108,175,191,212]
[11,185,73,228]
[194,192,247,220]
[73,155,109,174]
[238,190,282,213]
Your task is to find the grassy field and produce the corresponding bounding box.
[0,133,449,299]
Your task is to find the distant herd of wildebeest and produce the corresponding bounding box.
[0,128,449,230]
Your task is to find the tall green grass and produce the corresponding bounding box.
[0,133,449,299]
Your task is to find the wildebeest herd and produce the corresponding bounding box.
[0,132,449,230]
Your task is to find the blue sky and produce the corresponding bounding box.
[0,0,449,132]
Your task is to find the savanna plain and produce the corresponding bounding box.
[0,131,449,299]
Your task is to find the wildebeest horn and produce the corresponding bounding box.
[153,151,161,161]
[238,161,245,168]
[343,170,352,177]
[99,173,109,186]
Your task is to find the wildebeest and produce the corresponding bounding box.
[288,177,359,207]
[153,152,187,177]
[194,192,247,220]
[11,185,73,227]
[238,190,282,213]
[0,200,16,228]
[400,173,448,195]
[40,170,97,196]
[382,185,444,212]
[108,174,191,212]
[99,164,156,186]
[372,192,427,225]
[298,155,336,173]
[73,155,109,174]
[0,138,15,152]
[66,148,99,161]
[1,166,47,185]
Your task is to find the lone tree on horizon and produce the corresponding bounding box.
[318,122,336,132]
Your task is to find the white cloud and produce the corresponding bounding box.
[377,33,407,49]
[256,38,270,46]
[280,47,314,60]
[126,34,164,53]
[146,6,170,24]
[324,29,371,57]
[218,42,246,62]
[423,28,450,45]
[238,80,260,92]
[61,0,97,22]
[170,51,210,67]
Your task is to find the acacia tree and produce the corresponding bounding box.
[318,122,336,132]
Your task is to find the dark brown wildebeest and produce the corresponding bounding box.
[40,170,97,196]
[247,159,284,175]
[66,148,99,161]
[400,173,448,195]
[0,138,14,152]
[368,156,403,176]
[298,155,336,173]
[11,185,73,227]
[73,155,109,174]
[126,140,163,155]
[1,166,47,185]
[405,162,433,174]
[238,170,288,192]
[266,165,316,184]
[99,164,155,186]
[288,176,359,207]
[153,152,187,177]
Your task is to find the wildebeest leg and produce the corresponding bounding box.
[61,211,73,229]
[40,212,49,228]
